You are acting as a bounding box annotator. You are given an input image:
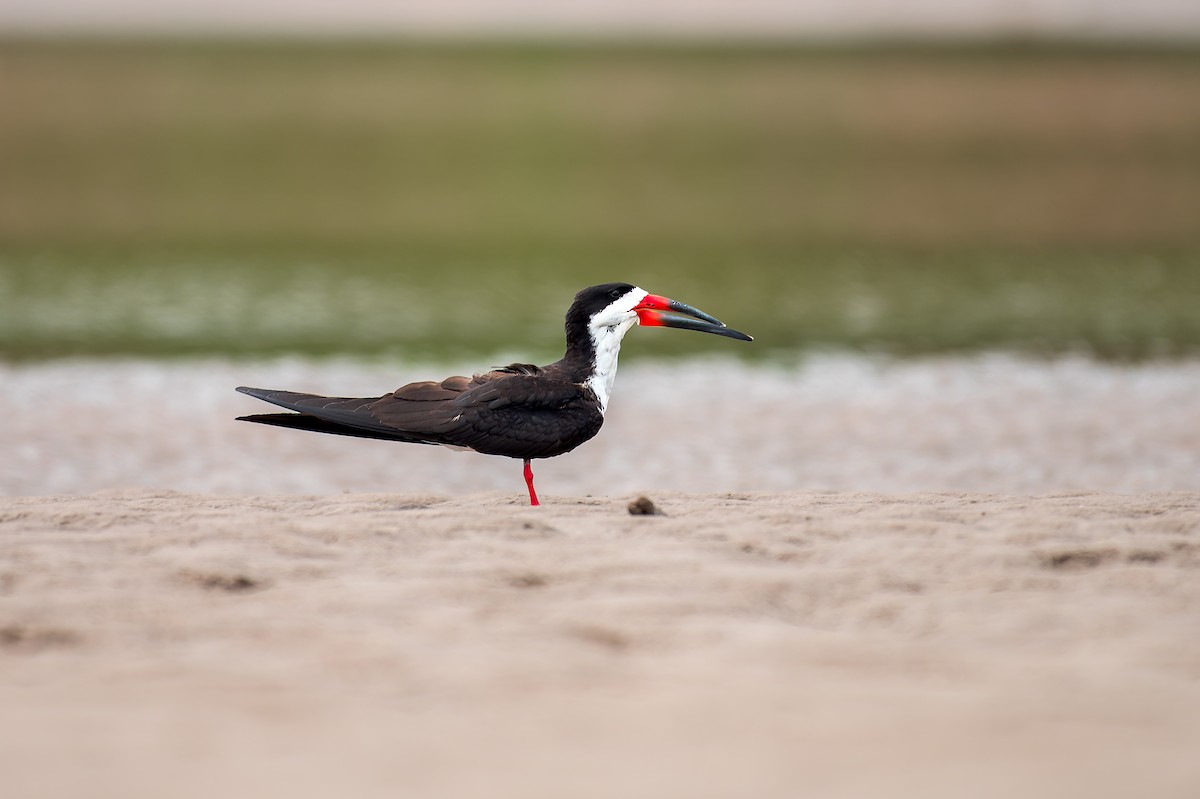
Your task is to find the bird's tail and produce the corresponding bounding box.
[235,386,439,445]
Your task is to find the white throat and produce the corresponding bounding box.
[585,323,631,414]
[584,287,647,415]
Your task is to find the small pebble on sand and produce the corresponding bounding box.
[628,496,661,515]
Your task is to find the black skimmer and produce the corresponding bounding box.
[236,283,751,505]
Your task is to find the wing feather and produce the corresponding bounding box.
[235,387,409,439]
[237,369,604,459]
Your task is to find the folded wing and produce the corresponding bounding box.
[237,367,604,459]
[235,387,439,445]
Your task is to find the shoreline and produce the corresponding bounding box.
[5,354,1200,497]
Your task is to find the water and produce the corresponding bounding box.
[5,353,1199,496]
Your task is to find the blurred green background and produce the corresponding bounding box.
[1,40,1198,361]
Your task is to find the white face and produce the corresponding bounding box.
[589,287,648,333]
[585,286,647,415]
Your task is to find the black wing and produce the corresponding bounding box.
[372,371,604,459]
[235,387,439,445]
[236,370,604,459]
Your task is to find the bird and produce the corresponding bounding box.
[235,282,752,505]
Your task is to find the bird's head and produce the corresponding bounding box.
[570,283,753,343]
[564,283,752,414]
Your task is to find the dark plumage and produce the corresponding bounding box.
[237,362,604,460]
[236,283,751,505]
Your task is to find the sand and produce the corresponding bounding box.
[2,489,1199,798]
[3,355,1200,797]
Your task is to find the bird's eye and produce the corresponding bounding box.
[609,289,623,300]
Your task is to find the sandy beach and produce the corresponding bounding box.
[3,355,1199,797]
[2,489,1199,798]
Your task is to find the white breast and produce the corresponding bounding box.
[584,288,647,415]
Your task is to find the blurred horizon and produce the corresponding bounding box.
[2,32,1198,362]
[2,0,1199,41]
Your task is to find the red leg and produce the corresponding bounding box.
[523,459,540,506]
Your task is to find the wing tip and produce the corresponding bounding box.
[236,386,291,403]
[236,413,282,422]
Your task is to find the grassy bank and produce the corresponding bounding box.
[2,41,1198,359]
